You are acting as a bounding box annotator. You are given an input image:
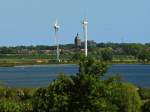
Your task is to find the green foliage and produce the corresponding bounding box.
[33,75,73,112]
[0,99,33,112]
[0,87,18,99]
[20,100,33,112]
[79,56,108,76]
[139,88,150,101]
[110,83,142,112]
[122,44,143,58]
[138,50,150,62]
[0,99,21,112]
[142,100,150,112]
[71,52,84,62]
[0,87,34,112]
[100,48,113,61]
[32,57,142,112]
[0,43,149,64]
[70,75,119,112]
[103,76,142,112]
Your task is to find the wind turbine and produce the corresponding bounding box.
[82,17,88,57]
[54,20,60,62]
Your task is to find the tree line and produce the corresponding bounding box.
[0,43,150,62]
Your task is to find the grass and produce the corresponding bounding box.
[0,53,149,67]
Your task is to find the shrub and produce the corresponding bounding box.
[142,100,150,112]
[139,88,150,100]
[111,83,142,112]
[0,99,21,112]
[32,57,142,112]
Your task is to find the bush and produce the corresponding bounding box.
[32,75,73,112]
[142,100,150,112]
[20,100,33,112]
[32,57,142,112]
[79,56,107,76]
[0,99,21,112]
[139,88,150,100]
[111,83,142,112]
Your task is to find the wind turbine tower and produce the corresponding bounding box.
[82,18,88,57]
[54,20,60,62]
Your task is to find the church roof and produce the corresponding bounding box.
[75,33,80,40]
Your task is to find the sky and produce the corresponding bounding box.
[0,0,150,46]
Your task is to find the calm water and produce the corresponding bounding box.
[0,64,149,87]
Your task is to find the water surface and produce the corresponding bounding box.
[0,64,149,87]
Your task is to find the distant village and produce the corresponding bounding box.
[12,34,96,55]
[0,33,149,64]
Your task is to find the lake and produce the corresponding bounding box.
[0,64,149,88]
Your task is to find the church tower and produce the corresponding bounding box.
[74,33,81,46]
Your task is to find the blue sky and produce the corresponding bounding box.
[0,0,149,46]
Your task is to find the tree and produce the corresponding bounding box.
[122,44,143,58]
[0,99,21,112]
[138,88,150,100]
[32,57,109,111]
[110,83,142,112]
[69,74,119,112]
[32,57,142,112]
[71,52,84,62]
[103,76,142,112]
[79,56,108,76]
[138,50,150,62]
[33,74,74,112]
[142,100,150,112]
[101,48,113,61]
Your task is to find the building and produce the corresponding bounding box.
[74,33,81,46]
[87,40,97,47]
[81,40,96,47]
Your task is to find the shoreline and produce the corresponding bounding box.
[0,61,150,67]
